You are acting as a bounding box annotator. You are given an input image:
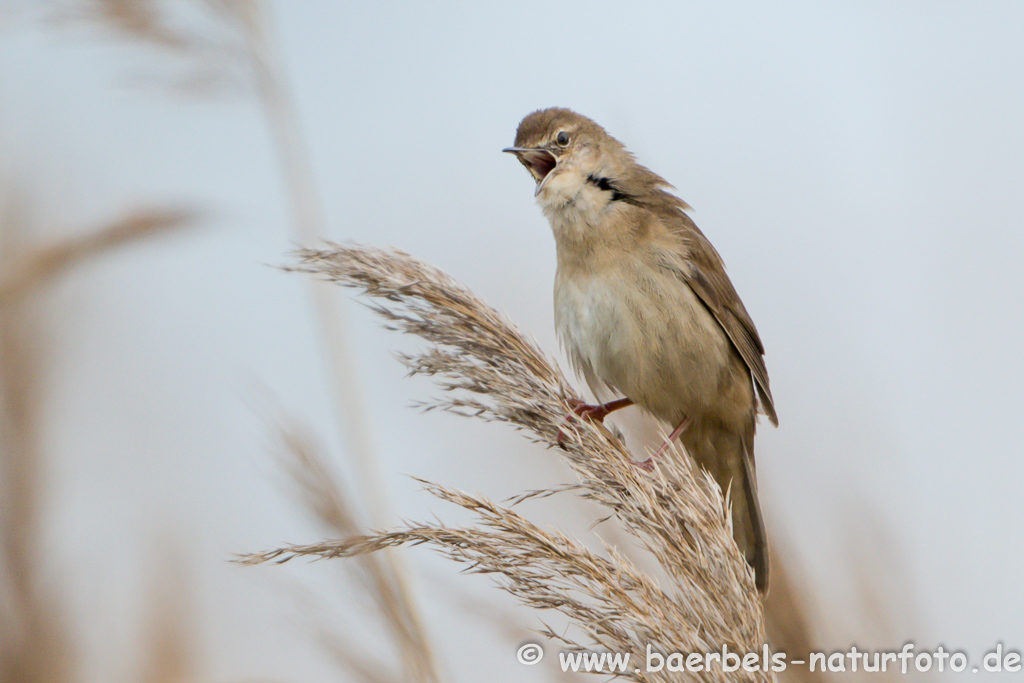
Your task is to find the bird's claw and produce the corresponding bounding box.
[556,397,634,449]
[630,458,655,472]
[556,400,599,448]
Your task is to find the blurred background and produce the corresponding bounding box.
[2,1,1023,681]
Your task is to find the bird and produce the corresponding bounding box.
[503,107,777,591]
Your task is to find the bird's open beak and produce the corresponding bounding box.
[503,147,557,196]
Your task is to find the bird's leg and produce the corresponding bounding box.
[631,415,691,471]
[557,397,634,447]
[570,396,634,422]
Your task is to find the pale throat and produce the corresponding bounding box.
[538,177,624,269]
[537,161,614,217]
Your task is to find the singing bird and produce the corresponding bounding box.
[504,108,777,591]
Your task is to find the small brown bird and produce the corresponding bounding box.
[504,108,777,591]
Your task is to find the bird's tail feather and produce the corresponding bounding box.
[740,433,769,592]
[687,425,769,592]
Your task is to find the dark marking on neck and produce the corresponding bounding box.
[586,174,628,203]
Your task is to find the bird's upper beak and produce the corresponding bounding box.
[502,147,557,196]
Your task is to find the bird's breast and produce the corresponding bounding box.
[554,257,736,425]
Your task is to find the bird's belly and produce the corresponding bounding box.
[555,267,734,425]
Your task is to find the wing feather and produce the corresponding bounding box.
[658,213,778,426]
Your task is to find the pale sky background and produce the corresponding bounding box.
[2,1,1023,681]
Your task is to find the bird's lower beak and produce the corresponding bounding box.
[502,147,557,196]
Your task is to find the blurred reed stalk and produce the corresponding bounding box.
[242,243,774,683]
[234,4,392,527]
[52,2,440,679]
[236,7,439,680]
[0,192,192,683]
[274,425,446,683]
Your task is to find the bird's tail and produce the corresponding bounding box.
[688,423,770,592]
[738,433,769,592]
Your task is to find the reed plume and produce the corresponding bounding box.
[241,243,773,682]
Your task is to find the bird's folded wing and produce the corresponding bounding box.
[656,225,778,427]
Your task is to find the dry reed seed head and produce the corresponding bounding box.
[254,243,773,681]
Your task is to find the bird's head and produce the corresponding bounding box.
[504,108,689,253]
[503,107,626,202]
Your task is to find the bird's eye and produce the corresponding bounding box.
[556,131,570,146]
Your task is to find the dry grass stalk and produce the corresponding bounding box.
[763,552,828,683]
[425,578,579,683]
[241,243,772,682]
[233,6,441,678]
[62,0,391,522]
[0,205,73,683]
[58,4,440,679]
[278,427,438,683]
[238,4,395,528]
[0,207,195,303]
[0,197,193,683]
[136,553,198,683]
[50,0,254,94]
[762,531,915,683]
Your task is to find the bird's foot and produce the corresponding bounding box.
[556,397,634,448]
[630,415,692,470]
[629,457,655,472]
[568,397,634,422]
